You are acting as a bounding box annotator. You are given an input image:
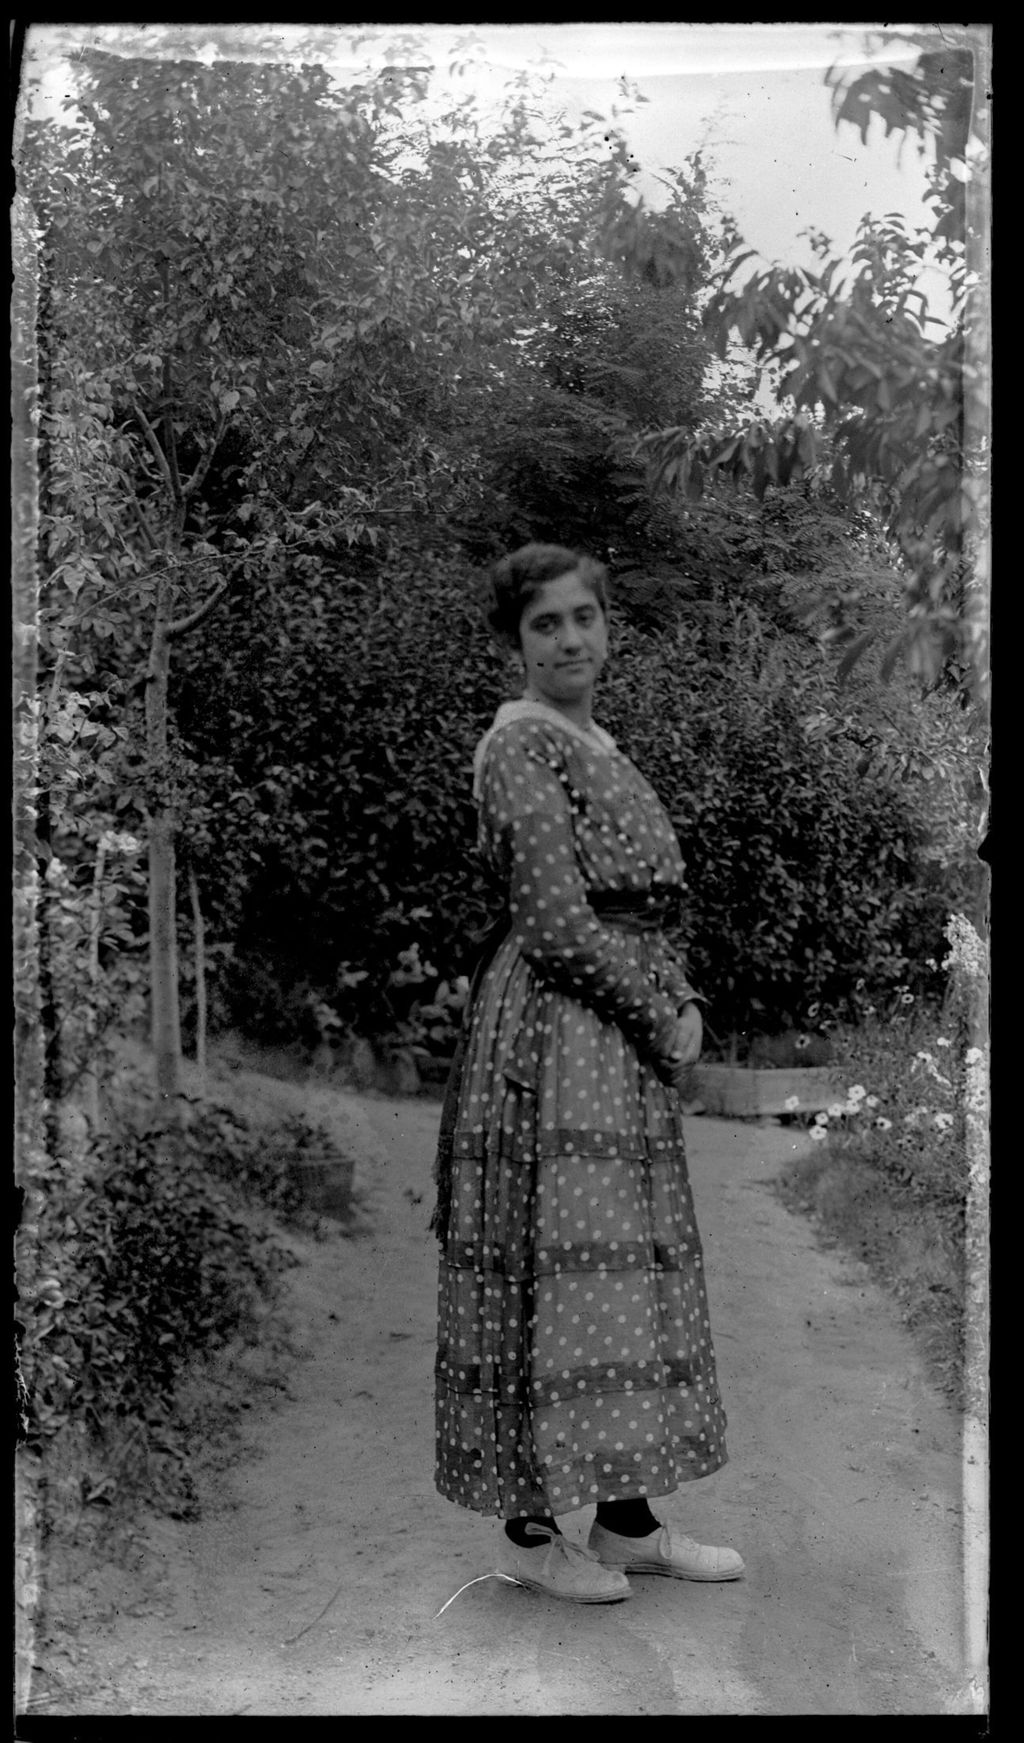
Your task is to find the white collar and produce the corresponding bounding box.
[472,698,617,798]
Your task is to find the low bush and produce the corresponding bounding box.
[176,1098,348,1231]
[600,609,945,1038]
[774,915,988,1405]
[17,1102,301,1519]
[176,551,962,1049]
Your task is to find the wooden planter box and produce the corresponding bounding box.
[690,1063,844,1119]
[285,1152,356,1220]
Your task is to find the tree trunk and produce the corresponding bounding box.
[148,810,182,1104]
[82,836,107,1132]
[188,864,208,1097]
[145,595,183,1112]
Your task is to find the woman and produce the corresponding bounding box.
[432,543,742,1603]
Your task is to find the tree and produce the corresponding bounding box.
[447,154,726,562]
[17,35,675,1109]
[639,26,991,698]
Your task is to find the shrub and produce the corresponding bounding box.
[175,551,507,1033]
[798,1003,968,1206]
[774,913,989,1405]
[17,1105,299,1513]
[600,609,941,1038]
[174,1098,348,1230]
[175,549,966,1047]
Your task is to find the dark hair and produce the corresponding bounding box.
[483,543,610,650]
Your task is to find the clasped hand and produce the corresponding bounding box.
[663,1001,703,1088]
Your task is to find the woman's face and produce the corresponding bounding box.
[517,570,608,718]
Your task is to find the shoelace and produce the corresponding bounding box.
[547,1535,604,1566]
[522,1526,605,1575]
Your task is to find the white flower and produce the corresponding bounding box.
[847,1085,866,1101]
[965,1046,984,1067]
[100,829,143,855]
[827,1103,845,1119]
[874,1116,893,1131]
[933,1112,953,1132]
[809,1125,827,1142]
[784,1095,801,1111]
[935,1036,951,1048]
[813,1111,829,1125]
[865,1095,880,1109]
[901,992,915,1005]
[806,1002,820,1018]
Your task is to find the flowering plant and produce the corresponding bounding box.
[783,910,989,1207]
[777,915,986,1408]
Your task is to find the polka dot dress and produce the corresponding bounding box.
[435,704,727,1519]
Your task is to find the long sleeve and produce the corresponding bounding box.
[480,726,682,1074]
[656,949,706,1013]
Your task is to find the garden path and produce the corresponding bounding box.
[32,1083,982,1717]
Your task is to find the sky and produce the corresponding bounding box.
[390,23,939,270]
[21,21,980,321]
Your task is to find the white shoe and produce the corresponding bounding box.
[587,1521,745,1582]
[498,1523,632,1603]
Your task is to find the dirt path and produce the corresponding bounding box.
[32,1087,982,1716]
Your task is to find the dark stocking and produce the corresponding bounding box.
[595,1497,660,1537]
[504,1513,561,1548]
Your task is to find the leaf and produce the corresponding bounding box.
[818,364,838,405]
[879,633,907,684]
[836,630,876,684]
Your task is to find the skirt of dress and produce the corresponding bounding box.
[435,933,728,1519]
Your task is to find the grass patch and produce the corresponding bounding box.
[775,1145,966,1405]
[772,934,986,1411]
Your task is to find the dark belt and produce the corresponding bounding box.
[588,889,682,932]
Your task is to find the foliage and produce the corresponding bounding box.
[36,824,148,1096]
[176,1098,347,1231]
[774,912,988,1407]
[17,33,983,1087]
[172,543,960,1047]
[776,911,987,1406]
[174,550,506,1035]
[600,610,944,1039]
[17,1099,300,1511]
[797,1000,965,1204]
[638,27,990,696]
[20,44,707,652]
[18,38,733,1111]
